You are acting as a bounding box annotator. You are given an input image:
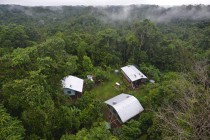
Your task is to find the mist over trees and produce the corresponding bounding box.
[0,4,209,140]
[1,5,210,25]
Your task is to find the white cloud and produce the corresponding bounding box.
[0,0,210,6]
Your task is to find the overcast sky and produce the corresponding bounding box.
[0,0,210,6]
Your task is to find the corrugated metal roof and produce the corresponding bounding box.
[121,65,147,82]
[105,93,144,123]
[62,75,84,92]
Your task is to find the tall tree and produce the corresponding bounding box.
[155,62,209,139]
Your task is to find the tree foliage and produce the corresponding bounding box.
[0,105,25,140]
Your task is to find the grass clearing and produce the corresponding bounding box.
[91,72,150,102]
[91,73,128,101]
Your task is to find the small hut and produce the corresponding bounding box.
[62,75,84,98]
[105,93,144,127]
[121,65,147,89]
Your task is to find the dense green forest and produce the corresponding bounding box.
[0,4,209,140]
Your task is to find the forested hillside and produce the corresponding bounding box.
[0,5,209,140]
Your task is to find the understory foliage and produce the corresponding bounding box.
[0,5,209,140]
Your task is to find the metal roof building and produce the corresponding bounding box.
[105,93,144,123]
[121,65,147,82]
[62,75,84,93]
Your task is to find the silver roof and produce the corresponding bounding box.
[105,93,144,123]
[121,65,147,82]
[62,75,84,92]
